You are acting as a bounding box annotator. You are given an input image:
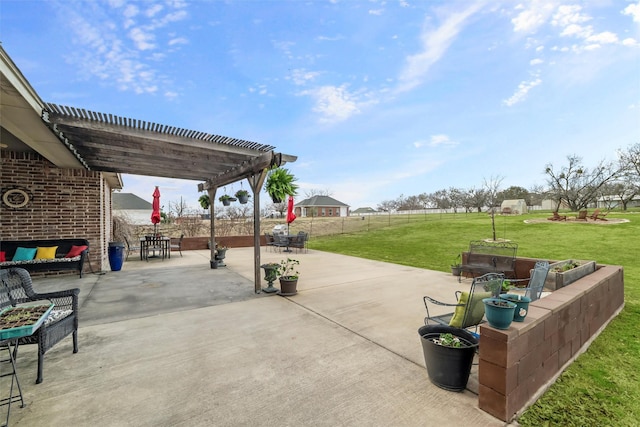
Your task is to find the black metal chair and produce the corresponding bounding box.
[505,260,550,302]
[124,235,141,261]
[170,234,184,257]
[424,272,504,333]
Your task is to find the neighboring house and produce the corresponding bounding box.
[295,196,349,218]
[113,193,153,225]
[351,207,377,215]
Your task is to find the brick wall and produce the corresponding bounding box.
[478,264,624,421]
[1,151,113,274]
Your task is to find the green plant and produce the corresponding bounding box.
[502,279,511,292]
[218,194,236,202]
[198,194,210,210]
[433,332,462,348]
[264,167,298,203]
[235,189,250,198]
[451,253,461,268]
[277,258,300,279]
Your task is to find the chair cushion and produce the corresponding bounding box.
[44,309,73,326]
[0,251,5,262]
[12,247,37,261]
[65,245,88,258]
[35,246,58,260]
[449,291,492,328]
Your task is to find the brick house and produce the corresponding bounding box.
[295,196,349,218]
[1,45,294,286]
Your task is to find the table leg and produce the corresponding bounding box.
[0,341,25,426]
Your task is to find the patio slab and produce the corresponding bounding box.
[6,248,505,426]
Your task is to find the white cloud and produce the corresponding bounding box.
[289,68,321,86]
[622,2,640,23]
[397,3,483,92]
[511,0,557,33]
[129,27,156,50]
[302,85,361,123]
[369,9,383,16]
[530,58,544,65]
[168,37,188,46]
[503,76,542,106]
[586,31,618,45]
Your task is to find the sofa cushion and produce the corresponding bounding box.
[12,247,37,261]
[35,246,58,260]
[65,245,88,258]
[0,251,5,262]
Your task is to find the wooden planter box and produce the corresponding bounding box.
[545,259,596,291]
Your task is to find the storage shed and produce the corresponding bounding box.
[500,199,528,215]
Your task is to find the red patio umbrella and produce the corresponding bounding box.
[284,195,297,252]
[286,195,296,226]
[151,186,161,235]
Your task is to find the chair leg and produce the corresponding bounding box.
[36,351,44,384]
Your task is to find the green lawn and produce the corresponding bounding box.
[308,211,639,426]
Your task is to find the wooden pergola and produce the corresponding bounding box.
[41,103,296,293]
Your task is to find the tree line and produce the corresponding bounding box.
[377,143,640,213]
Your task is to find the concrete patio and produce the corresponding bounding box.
[4,248,507,426]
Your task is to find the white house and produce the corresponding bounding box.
[113,193,153,225]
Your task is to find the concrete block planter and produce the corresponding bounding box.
[545,259,596,291]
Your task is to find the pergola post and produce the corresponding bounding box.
[207,186,217,268]
[248,170,269,293]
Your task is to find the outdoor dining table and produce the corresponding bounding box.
[139,236,171,260]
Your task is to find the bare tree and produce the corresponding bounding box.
[167,197,189,222]
[376,199,397,213]
[483,175,504,241]
[544,155,620,211]
[304,188,333,198]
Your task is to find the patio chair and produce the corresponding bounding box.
[547,212,566,221]
[423,272,504,333]
[272,234,289,252]
[590,209,608,221]
[170,234,184,257]
[124,235,141,261]
[290,231,308,253]
[575,210,588,221]
[264,233,275,252]
[505,260,550,302]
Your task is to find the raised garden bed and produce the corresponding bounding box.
[544,259,596,291]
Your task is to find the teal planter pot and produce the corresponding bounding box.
[482,298,517,329]
[499,294,531,322]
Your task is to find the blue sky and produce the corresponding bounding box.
[2,0,639,212]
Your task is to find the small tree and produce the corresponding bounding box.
[483,175,504,241]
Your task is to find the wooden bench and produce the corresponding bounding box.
[0,267,79,383]
[0,239,89,278]
[460,240,518,281]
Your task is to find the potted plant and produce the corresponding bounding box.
[482,297,517,329]
[219,194,236,206]
[499,293,531,322]
[234,189,250,204]
[264,167,298,203]
[260,262,279,293]
[214,246,228,267]
[198,194,211,210]
[277,257,300,295]
[417,325,478,392]
[450,254,462,277]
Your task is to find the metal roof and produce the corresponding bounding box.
[41,103,293,187]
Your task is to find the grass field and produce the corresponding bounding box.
[307,210,639,426]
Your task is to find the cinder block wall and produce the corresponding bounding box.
[478,265,624,421]
[1,151,110,273]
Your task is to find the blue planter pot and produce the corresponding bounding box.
[499,294,531,322]
[482,298,517,329]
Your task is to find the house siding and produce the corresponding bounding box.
[1,151,113,273]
